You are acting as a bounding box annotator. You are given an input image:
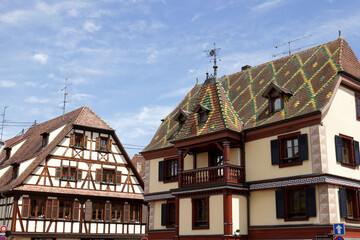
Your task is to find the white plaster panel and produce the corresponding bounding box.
[32,166,43,175]
[73,222,79,232]
[83,151,90,159]
[110,224,116,233]
[36,221,43,232]
[47,159,61,167]
[49,221,55,232]
[133,185,143,193]
[90,223,97,233]
[64,222,71,232]
[78,162,87,169]
[23,176,38,185]
[57,221,64,232]
[70,182,76,188]
[117,224,123,234]
[128,224,134,234]
[135,224,140,234]
[16,220,22,231]
[98,223,104,233]
[28,221,35,232]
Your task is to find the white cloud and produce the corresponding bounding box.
[83,21,101,33]
[251,0,284,12]
[0,80,16,87]
[192,13,202,22]
[156,86,193,101]
[25,96,50,103]
[24,81,36,86]
[33,53,49,64]
[72,93,94,101]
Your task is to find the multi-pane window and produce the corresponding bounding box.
[271,97,282,112]
[335,134,360,167]
[130,204,141,223]
[58,200,72,220]
[103,169,115,184]
[112,203,123,222]
[167,202,176,227]
[339,187,360,220]
[30,199,45,218]
[342,138,352,164]
[70,133,86,149]
[209,152,223,167]
[92,203,104,221]
[165,158,178,181]
[192,198,209,229]
[287,188,306,218]
[282,137,299,164]
[61,166,77,180]
[96,137,111,152]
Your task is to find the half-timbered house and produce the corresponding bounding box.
[142,38,360,239]
[0,106,147,240]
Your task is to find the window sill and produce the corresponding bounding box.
[279,160,302,168]
[60,178,77,182]
[164,178,178,183]
[192,225,209,230]
[284,217,309,222]
[345,218,360,223]
[101,182,116,185]
[72,146,85,150]
[340,162,357,169]
[98,149,110,153]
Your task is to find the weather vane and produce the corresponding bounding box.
[204,43,221,78]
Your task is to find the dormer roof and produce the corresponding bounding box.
[262,82,293,98]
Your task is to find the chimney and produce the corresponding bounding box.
[241,65,251,71]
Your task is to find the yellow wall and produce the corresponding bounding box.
[245,127,312,182]
[183,154,193,171]
[230,148,241,165]
[323,85,360,180]
[232,195,247,235]
[196,152,208,168]
[153,200,167,230]
[250,188,319,226]
[149,158,178,193]
[179,195,224,235]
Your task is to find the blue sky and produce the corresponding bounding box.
[0,0,359,157]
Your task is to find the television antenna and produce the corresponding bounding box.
[0,106,9,141]
[204,43,221,78]
[0,106,34,140]
[61,76,71,120]
[272,35,316,58]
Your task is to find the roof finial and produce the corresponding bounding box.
[204,43,221,78]
[339,29,342,38]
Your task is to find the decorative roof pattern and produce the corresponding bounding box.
[143,38,360,153]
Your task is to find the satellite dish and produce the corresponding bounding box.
[0,141,5,153]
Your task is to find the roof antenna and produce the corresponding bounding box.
[61,76,71,121]
[273,35,316,58]
[339,30,342,38]
[0,106,9,141]
[204,43,221,78]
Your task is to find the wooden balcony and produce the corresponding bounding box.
[181,165,244,187]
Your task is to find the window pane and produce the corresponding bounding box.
[288,189,306,218]
[274,98,281,111]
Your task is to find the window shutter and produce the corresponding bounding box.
[96,137,100,151]
[51,199,59,220]
[96,168,102,182]
[55,167,61,179]
[107,139,112,152]
[83,135,88,149]
[305,186,316,217]
[271,139,280,165]
[357,96,360,119]
[354,140,360,166]
[21,197,30,219]
[70,134,75,147]
[124,203,130,222]
[339,187,348,218]
[298,134,309,161]
[116,171,122,185]
[77,169,82,181]
[161,203,167,226]
[44,199,52,219]
[159,161,165,181]
[73,200,80,221]
[275,189,285,218]
[85,200,92,221]
[141,205,147,224]
[104,201,111,222]
[335,135,343,163]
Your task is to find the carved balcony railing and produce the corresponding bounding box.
[181,165,244,187]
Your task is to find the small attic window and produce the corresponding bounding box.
[196,104,210,124]
[174,109,189,129]
[4,148,11,160]
[262,83,292,113]
[41,132,49,148]
[12,163,19,179]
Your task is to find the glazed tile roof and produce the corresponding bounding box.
[143,38,360,153]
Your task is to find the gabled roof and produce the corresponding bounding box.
[172,78,243,142]
[0,106,143,193]
[143,38,360,153]
[262,82,293,98]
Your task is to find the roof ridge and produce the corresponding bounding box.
[339,37,344,71]
[215,80,229,129]
[74,106,113,130]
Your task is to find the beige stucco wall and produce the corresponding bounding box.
[196,152,208,168]
[153,200,167,230]
[232,195,247,235]
[183,154,193,171]
[149,158,177,193]
[230,148,241,165]
[246,127,312,182]
[250,188,319,226]
[322,85,360,180]
[179,195,224,235]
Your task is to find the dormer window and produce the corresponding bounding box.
[12,163,19,179]
[174,109,189,130]
[41,132,49,148]
[5,148,11,160]
[262,83,292,113]
[195,104,210,124]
